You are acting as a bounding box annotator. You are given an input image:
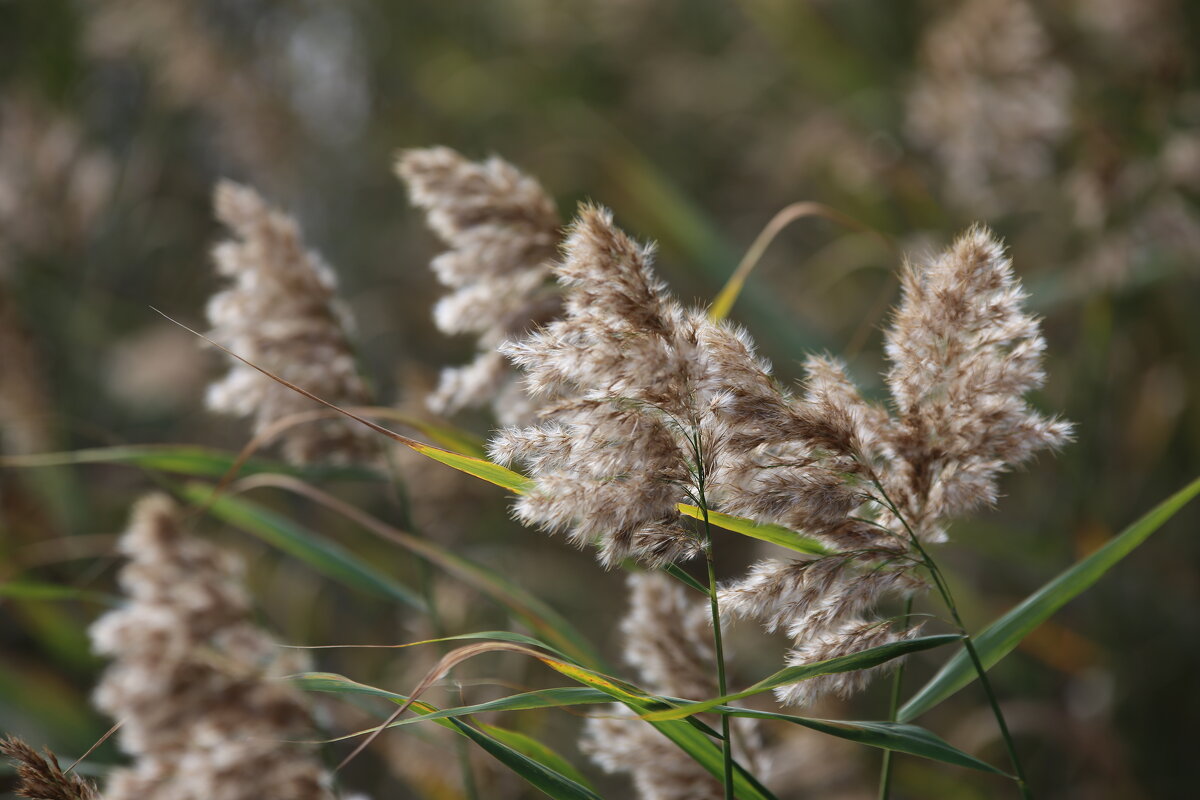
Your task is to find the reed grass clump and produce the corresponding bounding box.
[6,133,1194,800]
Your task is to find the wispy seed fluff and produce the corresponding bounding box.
[497,207,1069,707]
[906,0,1073,211]
[397,147,562,425]
[89,494,337,800]
[580,574,768,800]
[205,180,373,464]
[718,226,1070,706]
[0,736,101,800]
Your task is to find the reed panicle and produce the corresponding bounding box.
[205,180,374,465]
[89,494,337,800]
[907,0,1073,211]
[496,204,1069,709]
[0,737,101,800]
[397,146,563,425]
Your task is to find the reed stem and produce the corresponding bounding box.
[877,592,914,799]
[872,481,1031,799]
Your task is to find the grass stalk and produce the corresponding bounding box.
[695,453,735,800]
[877,592,914,799]
[872,481,1032,799]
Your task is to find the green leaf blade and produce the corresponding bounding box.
[713,707,1009,776]
[644,634,959,721]
[678,504,831,555]
[184,485,426,611]
[1,445,379,481]
[899,475,1200,722]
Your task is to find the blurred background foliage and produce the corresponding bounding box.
[0,0,1198,797]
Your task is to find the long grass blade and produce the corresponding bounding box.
[0,581,119,606]
[0,445,378,482]
[299,671,600,800]
[479,725,598,791]
[707,706,1008,776]
[643,634,959,721]
[899,475,1200,722]
[709,201,896,322]
[182,483,426,611]
[679,504,831,554]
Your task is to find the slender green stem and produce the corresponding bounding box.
[695,447,735,800]
[702,517,735,800]
[878,593,914,800]
[871,481,1031,799]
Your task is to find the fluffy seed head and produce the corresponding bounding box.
[0,737,100,800]
[89,494,336,800]
[205,180,374,465]
[398,146,562,423]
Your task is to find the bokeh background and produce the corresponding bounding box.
[1,1,1198,798]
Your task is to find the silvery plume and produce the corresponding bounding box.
[719,226,1071,705]
[906,0,1073,212]
[205,180,374,464]
[397,146,562,425]
[89,494,337,800]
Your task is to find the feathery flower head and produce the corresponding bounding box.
[881,225,1073,539]
[491,205,704,567]
[89,494,336,800]
[0,737,100,800]
[397,146,562,424]
[720,225,1069,705]
[497,206,1068,710]
[906,0,1073,211]
[205,180,374,465]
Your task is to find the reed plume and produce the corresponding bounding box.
[906,0,1073,211]
[397,146,563,425]
[89,494,337,800]
[205,180,374,464]
[0,737,101,800]
[0,92,114,272]
[720,226,1071,705]
[496,205,1069,707]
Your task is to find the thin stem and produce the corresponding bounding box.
[878,593,914,800]
[695,452,735,800]
[870,481,1031,799]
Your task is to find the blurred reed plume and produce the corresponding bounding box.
[0,92,114,273]
[0,737,100,800]
[906,0,1073,212]
[0,287,53,455]
[205,180,374,465]
[581,573,768,800]
[84,0,294,180]
[89,494,337,800]
[397,146,563,425]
